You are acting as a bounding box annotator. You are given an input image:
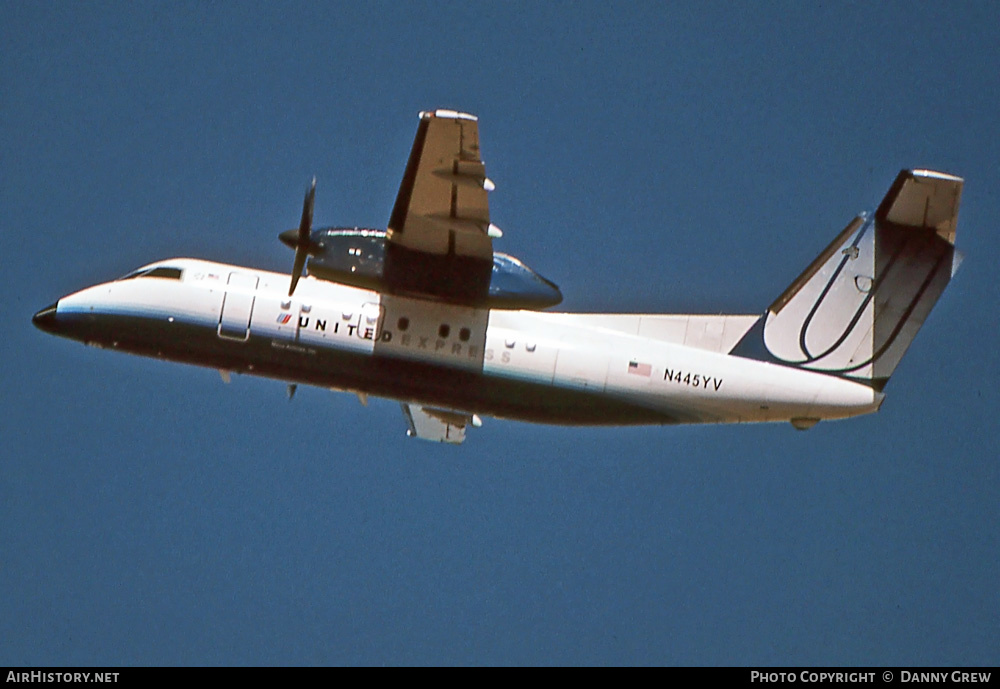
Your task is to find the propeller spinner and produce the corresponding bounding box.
[280,177,317,297]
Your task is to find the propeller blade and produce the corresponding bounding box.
[288,177,316,296]
[289,252,306,296]
[299,177,316,242]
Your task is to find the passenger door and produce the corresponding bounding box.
[218,272,258,341]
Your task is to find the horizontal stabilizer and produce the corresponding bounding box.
[875,169,963,244]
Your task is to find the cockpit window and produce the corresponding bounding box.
[118,268,148,280]
[118,266,183,281]
[145,267,183,280]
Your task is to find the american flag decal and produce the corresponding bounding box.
[276,313,293,325]
[628,361,652,377]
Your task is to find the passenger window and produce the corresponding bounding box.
[459,327,471,342]
[439,324,450,338]
[398,317,409,331]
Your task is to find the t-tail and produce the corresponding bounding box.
[732,169,963,392]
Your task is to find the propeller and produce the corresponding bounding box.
[281,177,316,297]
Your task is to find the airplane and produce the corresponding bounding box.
[32,109,964,444]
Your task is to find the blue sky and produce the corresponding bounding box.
[3,1,998,665]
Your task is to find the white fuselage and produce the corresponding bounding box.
[46,258,880,427]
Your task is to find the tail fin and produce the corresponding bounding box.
[733,169,963,391]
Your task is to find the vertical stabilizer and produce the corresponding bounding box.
[733,169,962,391]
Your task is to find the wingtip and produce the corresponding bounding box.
[420,108,478,122]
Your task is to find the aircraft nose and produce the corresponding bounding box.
[32,302,60,334]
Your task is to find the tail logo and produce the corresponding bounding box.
[761,213,956,386]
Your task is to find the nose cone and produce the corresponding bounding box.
[281,227,319,251]
[32,302,60,334]
[279,228,299,249]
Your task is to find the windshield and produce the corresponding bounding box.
[117,266,183,281]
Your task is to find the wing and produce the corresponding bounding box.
[384,109,498,303]
[401,403,481,445]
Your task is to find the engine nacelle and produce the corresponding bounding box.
[304,227,562,309]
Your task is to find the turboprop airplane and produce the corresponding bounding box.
[32,109,964,444]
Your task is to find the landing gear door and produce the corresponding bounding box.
[218,272,258,341]
[358,302,383,342]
